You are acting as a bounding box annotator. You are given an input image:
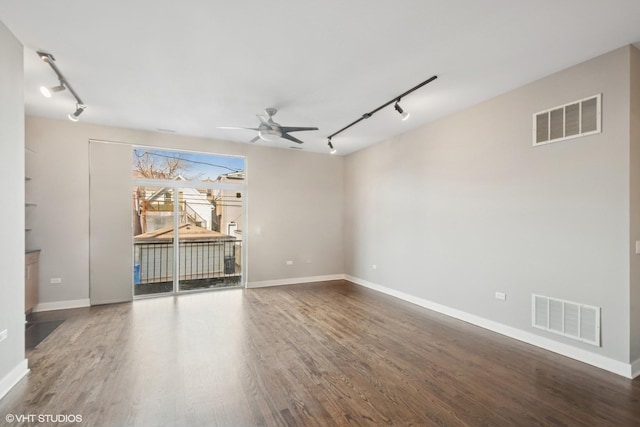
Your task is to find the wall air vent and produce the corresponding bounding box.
[533,94,601,146]
[532,294,600,346]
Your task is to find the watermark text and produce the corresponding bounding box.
[5,413,83,423]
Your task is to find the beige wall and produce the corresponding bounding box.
[0,20,26,393]
[344,46,635,364]
[25,117,344,304]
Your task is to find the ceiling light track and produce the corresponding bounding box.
[36,51,86,122]
[326,75,438,153]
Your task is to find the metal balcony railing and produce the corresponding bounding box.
[134,239,242,286]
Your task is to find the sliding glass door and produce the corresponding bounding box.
[131,148,245,297]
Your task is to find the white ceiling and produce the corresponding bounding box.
[1,1,640,155]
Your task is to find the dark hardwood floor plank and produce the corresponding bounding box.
[1,280,640,426]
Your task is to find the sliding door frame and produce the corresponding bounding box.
[133,177,247,295]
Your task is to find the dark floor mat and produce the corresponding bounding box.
[25,319,64,349]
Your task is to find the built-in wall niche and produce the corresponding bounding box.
[25,147,36,232]
[25,146,39,313]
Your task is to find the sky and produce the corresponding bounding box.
[133,148,245,181]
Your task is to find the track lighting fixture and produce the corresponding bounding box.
[37,51,86,122]
[394,99,410,121]
[328,138,336,154]
[326,75,437,154]
[68,104,85,122]
[40,83,65,98]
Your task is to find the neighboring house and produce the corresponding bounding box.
[214,171,244,238]
[134,175,216,234]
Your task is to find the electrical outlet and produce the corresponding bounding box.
[50,277,62,284]
[286,260,293,265]
[0,329,7,343]
[495,292,507,301]
[372,264,377,270]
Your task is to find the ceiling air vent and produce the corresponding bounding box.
[533,94,601,146]
[532,294,600,346]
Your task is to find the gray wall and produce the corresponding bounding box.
[0,21,26,388]
[25,117,344,304]
[344,46,635,364]
[631,46,640,362]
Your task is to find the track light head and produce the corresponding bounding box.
[68,105,85,122]
[37,51,54,62]
[328,138,336,154]
[394,100,410,121]
[39,83,65,98]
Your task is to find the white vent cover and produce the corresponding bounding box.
[532,294,600,346]
[533,94,601,146]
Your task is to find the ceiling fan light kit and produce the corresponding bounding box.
[36,51,86,122]
[258,128,282,142]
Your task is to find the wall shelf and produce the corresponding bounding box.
[26,148,35,232]
[25,148,39,311]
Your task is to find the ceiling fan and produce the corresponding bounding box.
[218,108,318,144]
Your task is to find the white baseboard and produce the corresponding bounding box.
[247,274,345,289]
[345,275,635,379]
[90,298,133,306]
[0,359,29,401]
[33,298,90,312]
[631,357,640,379]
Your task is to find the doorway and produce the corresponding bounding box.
[131,148,246,297]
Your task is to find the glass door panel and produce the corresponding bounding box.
[132,187,176,296]
[177,187,243,292]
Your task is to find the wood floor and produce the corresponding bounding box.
[2,280,640,426]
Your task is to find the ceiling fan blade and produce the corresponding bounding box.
[280,133,305,144]
[217,126,260,131]
[280,126,318,133]
[250,135,261,143]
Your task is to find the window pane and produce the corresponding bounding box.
[133,148,245,181]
